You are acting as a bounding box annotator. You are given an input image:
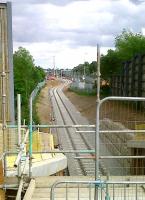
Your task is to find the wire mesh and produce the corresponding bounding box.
[99,99,145,178]
[51,181,145,200]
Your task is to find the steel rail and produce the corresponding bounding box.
[50,81,103,175]
[51,83,129,176]
[52,87,88,175]
[57,81,108,176]
[56,87,96,154]
[57,85,103,175]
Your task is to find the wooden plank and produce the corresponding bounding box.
[0,127,3,155]
[32,190,92,198]
[35,176,94,188]
[0,160,4,184]
[0,189,5,200]
[23,179,36,200]
[16,179,23,200]
[32,199,50,200]
[4,176,18,185]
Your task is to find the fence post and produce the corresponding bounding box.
[131,57,136,96]
[28,80,45,178]
[17,94,21,177]
[95,44,101,200]
[138,55,143,97]
[29,96,33,178]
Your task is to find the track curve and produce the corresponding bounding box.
[49,80,105,176]
[50,79,125,176]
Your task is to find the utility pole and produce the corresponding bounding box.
[95,44,101,200]
[61,69,63,79]
[53,56,55,76]
[83,52,87,81]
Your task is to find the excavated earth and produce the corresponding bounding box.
[37,79,145,129]
[36,80,97,127]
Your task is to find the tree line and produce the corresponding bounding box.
[72,30,145,81]
[13,47,45,123]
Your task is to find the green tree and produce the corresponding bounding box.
[13,47,45,123]
[101,50,122,79]
[115,29,145,61]
[89,61,97,74]
[72,29,145,81]
[101,30,145,79]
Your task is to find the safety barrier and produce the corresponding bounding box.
[50,180,145,200]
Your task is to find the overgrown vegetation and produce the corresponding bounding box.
[13,47,45,123]
[69,86,96,96]
[101,30,145,79]
[73,29,145,81]
[32,92,41,125]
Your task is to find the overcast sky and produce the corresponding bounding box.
[6,0,145,69]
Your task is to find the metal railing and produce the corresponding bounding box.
[29,80,46,177]
[30,80,46,101]
[1,45,145,200]
[6,95,145,178]
[50,180,145,200]
[5,94,145,179]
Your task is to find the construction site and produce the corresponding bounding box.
[1,2,145,200]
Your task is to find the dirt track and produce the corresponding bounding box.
[36,79,61,132]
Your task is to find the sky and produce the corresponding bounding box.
[4,0,145,69]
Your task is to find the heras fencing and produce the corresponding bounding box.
[2,95,145,200]
[50,180,145,200]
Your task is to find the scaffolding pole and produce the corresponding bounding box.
[17,94,21,177]
[1,7,7,176]
[29,96,33,178]
[95,44,101,200]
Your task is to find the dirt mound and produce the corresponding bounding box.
[36,79,61,132]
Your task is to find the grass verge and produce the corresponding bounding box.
[69,86,96,96]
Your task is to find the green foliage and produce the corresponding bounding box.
[69,86,96,96]
[115,29,145,61]
[72,29,145,81]
[72,61,97,80]
[13,47,45,123]
[89,61,97,74]
[101,30,145,80]
[100,50,122,79]
[100,85,111,97]
[102,30,145,79]
[32,92,41,125]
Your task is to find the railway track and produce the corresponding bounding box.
[50,80,126,176]
[50,80,106,176]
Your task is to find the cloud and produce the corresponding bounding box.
[10,0,90,6]
[12,0,145,45]
[8,0,145,68]
[129,0,145,5]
